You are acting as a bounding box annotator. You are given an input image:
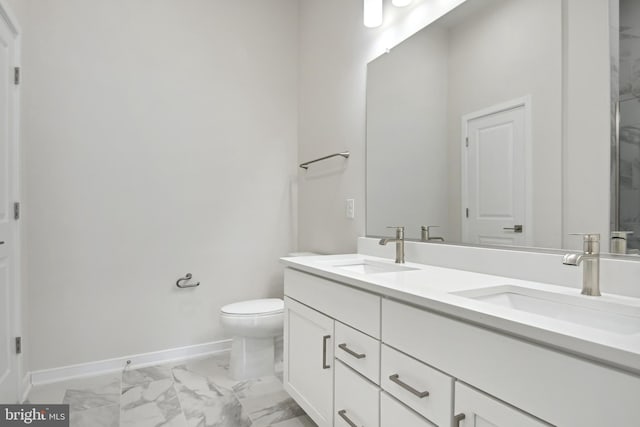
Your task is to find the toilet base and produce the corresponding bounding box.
[229,335,276,381]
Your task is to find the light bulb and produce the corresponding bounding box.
[364,0,383,28]
[392,0,412,6]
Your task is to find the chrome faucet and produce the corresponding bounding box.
[562,234,600,296]
[379,226,405,264]
[421,225,444,242]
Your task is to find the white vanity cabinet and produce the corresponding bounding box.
[284,297,335,427]
[283,266,640,427]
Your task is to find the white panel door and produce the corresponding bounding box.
[0,8,19,404]
[463,101,530,246]
[454,382,550,427]
[284,297,334,427]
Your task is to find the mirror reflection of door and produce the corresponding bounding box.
[462,98,531,246]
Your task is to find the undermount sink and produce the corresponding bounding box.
[454,285,640,335]
[331,260,419,275]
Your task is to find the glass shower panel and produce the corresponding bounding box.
[619,0,640,251]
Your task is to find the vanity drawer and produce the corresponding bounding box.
[335,321,381,384]
[381,392,436,427]
[381,344,453,426]
[335,360,380,427]
[284,268,381,338]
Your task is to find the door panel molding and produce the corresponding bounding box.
[462,95,533,247]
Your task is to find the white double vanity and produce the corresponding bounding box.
[280,244,640,427]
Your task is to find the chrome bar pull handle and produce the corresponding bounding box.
[338,343,366,359]
[322,335,331,369]
[454,413,466,426]
[503,225,523,233]
[389,374,429,398]
[338,410,359,427]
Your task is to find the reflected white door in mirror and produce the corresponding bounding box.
[462,97,531,246]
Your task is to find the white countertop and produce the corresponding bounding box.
[281,254,640,375]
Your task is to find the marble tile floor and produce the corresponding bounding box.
[26,352,315,427]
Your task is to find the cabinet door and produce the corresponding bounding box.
[454,383,550,427]
[284,297,334,427]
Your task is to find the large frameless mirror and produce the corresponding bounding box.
[366,0,564,249]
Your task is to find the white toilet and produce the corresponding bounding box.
[220,298,284,380]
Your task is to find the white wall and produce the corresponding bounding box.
[563,0,612,250]
[366,27,449,240]
[19,0,298,371]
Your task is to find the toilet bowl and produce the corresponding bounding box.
[220,298,284,380]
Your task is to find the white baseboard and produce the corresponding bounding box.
[21,373,32,403]
[30,339,232,386]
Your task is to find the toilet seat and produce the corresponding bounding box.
[221,298,284,317]
[220,298,284,339]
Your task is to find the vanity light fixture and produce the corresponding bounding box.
[364,0,383,28]
[392,0,412,7]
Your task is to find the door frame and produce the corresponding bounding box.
[0,0,22,403]
[461,95,533,246]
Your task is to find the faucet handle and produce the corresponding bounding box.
[421,225,440,231]
[569,233,600,241]
[569,233,600,253]
[386,226,405,239]
[612,231,633,238]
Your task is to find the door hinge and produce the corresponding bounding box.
[465,137,469,148]
[14,67,20,85]
[13,202,20,220]
[15,337,21,355]
[466,208,469,218]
